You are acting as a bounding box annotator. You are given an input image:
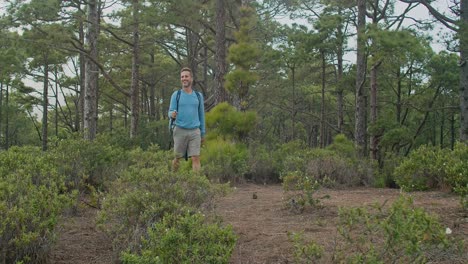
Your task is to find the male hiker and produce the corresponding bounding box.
[168,67,206,172]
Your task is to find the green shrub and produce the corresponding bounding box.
[202,138,248,183]
[334,196,463,263]
[121,213,236,264]
[48,137,127,193]
[282,171,322,213]
[276,136,374,188]
[394,143,468,197]
[97,147,225,254]
[246,143,280,183]
[0,146,73,263]
[289,232,323,263]
[394,145,449,191]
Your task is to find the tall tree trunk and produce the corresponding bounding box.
[84,0,99,141]
[396,68,402,124]
[0,83,2,148]
[5,84,9,150]
[355,0,367,156]
[130,0,140,138]
[460,0,468,142]
[336,19,344,134]
[320,51,326,148]
[55,66,59,138]
[187,28,200,85]
[149,50,156,121]
[291,66,296,141]
[42,57,49,151]
[370,61,382,159]
[78,4,85,133]
[214,0,228,105]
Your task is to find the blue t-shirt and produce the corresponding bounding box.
[168,89,206,137]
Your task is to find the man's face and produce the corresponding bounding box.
[180,70,193,88]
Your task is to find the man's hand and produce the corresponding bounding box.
[171,110,177,119]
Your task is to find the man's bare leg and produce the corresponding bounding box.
[192,155,201,172]
[172,157,181,172]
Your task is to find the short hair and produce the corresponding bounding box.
[180,67,192,76]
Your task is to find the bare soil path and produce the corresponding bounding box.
[49,184,467,263]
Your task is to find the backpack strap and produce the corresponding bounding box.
[175,89,182,113]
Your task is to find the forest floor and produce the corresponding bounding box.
[49,184,467,264]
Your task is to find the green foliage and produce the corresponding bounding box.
[246,143,280,183]
[334,196,463,263]
[289,232,323,263]
[97,147,223,254]
[225,5,260,109]
[202,138,249,183]
[275,136,373,188]
[0,146,73,263]
[282,171,322,212]
[121,213,236,264]
[48,136,128,193]
[205,102,257,141]
[394,144,468,199]
[325,134,356,159]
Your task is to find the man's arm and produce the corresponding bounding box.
[198,92,206,138]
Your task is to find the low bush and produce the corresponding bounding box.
[121,212,236,264]
[291,196,464,263]
[202,138,249,183]
[0,146,73,263]
[48,137,127,193]
[97,147,228,255]
[394,143,468,208]
[333,195,464,263]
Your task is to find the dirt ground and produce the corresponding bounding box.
[49,184,467,264]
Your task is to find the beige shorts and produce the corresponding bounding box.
[173,126,201,158]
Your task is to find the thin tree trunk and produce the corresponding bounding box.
[460,0,468,142]
[84,0,99,141]
[130,0,140,138]
[291,66,296,140]
[0,83,2,148]
[440,106,444,148]
[215,0,228,104]
[370,61,382,159]
[149,51,156,121]
[320,51,326,148]
[336,22,344,134]
[355,0,367,156]
[78,4,85,133]
[42,58,49,151]
[55,66,59,138]
[5,84,9,150]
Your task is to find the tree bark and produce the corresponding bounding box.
[355,0,368,156]
[320,51,326,148]
[84,0,99,141]
[42,57,49,151]
[460,0,468,142]
[130,0,140,139]
[214,0,228,105]
[5,84,9,150]
[370,61,382,159]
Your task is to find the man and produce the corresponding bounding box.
[168,67,206,172]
